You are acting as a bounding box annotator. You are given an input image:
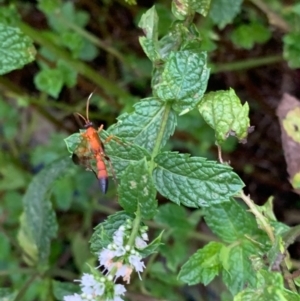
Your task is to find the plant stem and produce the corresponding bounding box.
[239,190,275,242]
[13,272,39,301]
[149,102,172,170]
[128,205,142,247]
[17,22,131,99]
[211,55,283,73]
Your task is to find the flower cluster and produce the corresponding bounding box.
[99,220,148,284]
[64,220,148,301]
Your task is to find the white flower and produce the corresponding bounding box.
[114,284,126,296]
[113,228,125,246]
[63,293,83,301]
[141,232,148,241]
[99,249,115,268]
[128,254,145,280]
[114,245,126,257]
[135,236,147,249]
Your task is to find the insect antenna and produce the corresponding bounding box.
[86,91,95,122]
[74,112,87,125]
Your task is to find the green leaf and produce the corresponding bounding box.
[283,32,300,69]
[178,242,223,285]
[0,24,36,75]
[71,233,91,271]
[234,270,300,301]
[34,68,64,98]
[57,60,77,87]
[172,0,211,20]
[230,22,271,50]
[154,50,210,113]
[17,157,72,265]
[109,98,177,153]
[198,89,251,144]
[118,158,157,219]
[0,5,20,26]
[222,239,257,295]
[138,6,158,41]
[37,0,61,14]
[52,280,79,300]
[153,152,244,207]
[203,199,264,243]
[209,0,243,29]
[154,203,195,232]
[90,211,134,254]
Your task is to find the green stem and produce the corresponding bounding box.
[211,55,283,73]
[17,22,131,99]
[149,102,172,170]
[13,272,39,301]
[239,190,275,243]
[128,205,142,247]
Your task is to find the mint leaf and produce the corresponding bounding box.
[203,199,264,243]
[209,0,243,29]
[230,23,271,49]
[17,157,72,265]
[139,231,163,258]
[221,239,257,295]
[179,242,223,285]
[37,0,60,14]
[90,211,134,254]
[234,270,298,301]
[0,24,36,75]
[109,98,177,153]
[154,50,209,113]
[172,0,211,20]
[118,158,157,219]
[34,68,64,98]
[283,32,300,69]
[154,203,195,232]
[57,60,77,88]
[198,89,251,144]
[153,152,244,207]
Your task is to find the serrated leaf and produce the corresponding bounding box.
[203,199,264,243]
[209,0,243,29]
[37,0,61,14]
[17,157,72,265]
[57,59,77,87]
[198,89,251,144]
[0,24,36,75]
[154,203,195,231]
[154,50,210,113]
[90,211,134,254]
[222,239,257,295]
[109,98,177,153]
[139,37,161,62]
[118,158,157,219]
[153,152,244,207]
[34,68,64,98]
[179,242,223,285]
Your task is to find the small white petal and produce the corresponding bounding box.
[135,237,147,249]
[64,294,82,301]
[129,255,145,273]
[114,284,126,295]
[141,232,148,241]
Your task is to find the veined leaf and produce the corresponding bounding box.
[203,198,265,243]
[17,157,72,265]
[0,24,36,75]
[154,50,210,113]
[109,98,177,154]
[208,0,243,29]
[178,242,223,285]
[118,158,157,219]
[153,152,244,207]
[221,239,257,295]
[198,88,251,145]
[90,211,134,254]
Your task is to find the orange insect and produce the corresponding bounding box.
[73,94,115,194]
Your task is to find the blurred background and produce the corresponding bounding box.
[1,0,300,300]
